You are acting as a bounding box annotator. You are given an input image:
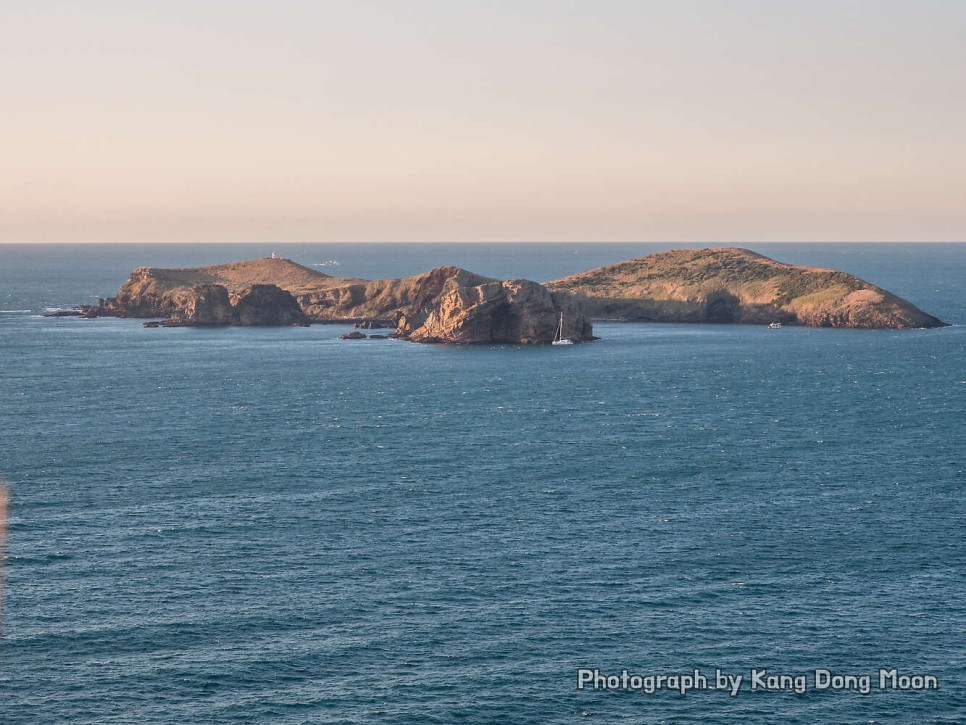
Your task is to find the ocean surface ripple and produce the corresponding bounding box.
[1,243,963,723]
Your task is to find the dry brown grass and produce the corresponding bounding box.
[146,258,362,294]
[547,247,943,328]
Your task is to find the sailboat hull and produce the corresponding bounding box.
[552,311,573,344]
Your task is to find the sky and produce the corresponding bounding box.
[1,0,964,243]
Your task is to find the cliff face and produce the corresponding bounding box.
[103,266,195,318]
[547,248,946,329]
[395,279,593,344]
[161,285,234,326]
[231,285,310,326]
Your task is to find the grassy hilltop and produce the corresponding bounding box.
[547,248,945,328]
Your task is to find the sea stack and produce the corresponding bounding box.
[394,278,594,344]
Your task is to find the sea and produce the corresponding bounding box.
[0,242,963,723]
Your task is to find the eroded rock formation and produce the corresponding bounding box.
[395,278,593,344]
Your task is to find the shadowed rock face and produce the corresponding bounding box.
[231,285,309,326]
[395,279,593,344]
[158,285,233,326]
[547,247,946,329]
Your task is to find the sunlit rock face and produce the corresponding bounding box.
[395,278,593,344]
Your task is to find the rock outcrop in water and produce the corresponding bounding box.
[395,278,593,344]
[547,247,946,329]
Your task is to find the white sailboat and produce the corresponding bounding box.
[552,312,574,345]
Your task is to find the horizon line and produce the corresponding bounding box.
[1,240,965,245]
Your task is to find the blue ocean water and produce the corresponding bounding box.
[0,243,964,723]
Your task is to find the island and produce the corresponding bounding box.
[75,257,594,344]
[547,247,945,329]
[63,248,945,343]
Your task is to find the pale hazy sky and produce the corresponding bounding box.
[2,1,964,242]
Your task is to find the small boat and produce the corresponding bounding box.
[552,312,574,345]
[768,322,782,329]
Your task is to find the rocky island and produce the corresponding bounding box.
[547,247,945,329]
[96,265,310,327]
[67,248,944,342]
[77,257,593,344]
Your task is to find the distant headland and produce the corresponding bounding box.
[56,248,946,343]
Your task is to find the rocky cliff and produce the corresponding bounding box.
[159,284,234,326]
[231,285,309,326]
[547,248,946,329]
[100,268,309,327]
[395,278,593,344]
